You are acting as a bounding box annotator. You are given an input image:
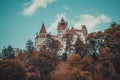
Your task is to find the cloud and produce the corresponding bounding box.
[48,13,66,34]
[48,13,111,34]
[74,14,111,32]
[63,5,69,10]
[22,0,56,16]
[63,5,72,12]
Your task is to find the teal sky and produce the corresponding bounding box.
[0,0,120,51]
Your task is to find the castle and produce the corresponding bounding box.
[35,18,88,55]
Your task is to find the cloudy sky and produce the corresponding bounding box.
[0,0,120,50]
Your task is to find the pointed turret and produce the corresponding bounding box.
[35,23,47,51]
[61,17,65,22]
[39,23,47,38]
[39,23,47,34]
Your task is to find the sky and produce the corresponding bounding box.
[0,0,120,51]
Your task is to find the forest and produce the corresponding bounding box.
[0,22,120,80]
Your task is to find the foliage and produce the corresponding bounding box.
[67,54,94,80]
[26,71,41,80]
[82,56,94,72]
[16,50,27,61]
[0,59,26,80]
[86,31,105,60]
[68,54,82,68]
[49,39,61,53]
[71,68,93,80]
[104,24,120,74]
[46,34,61,53]
[74,38,85,56]
[99,47,115,61]
[26,39,34,54]
[0,22,120,80]
[109,22,117,28]
[65,32,73,55]
[1,45,15,59]
[61,52,67,61]
[28,50,56,80]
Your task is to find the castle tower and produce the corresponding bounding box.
[39,23,47,38]
[81,25,88,43]
[82,25,88,38]
[57,17,68,36]
[35,23,47,51]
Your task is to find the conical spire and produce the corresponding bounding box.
[61,17,64,22]
[40,23,47,33]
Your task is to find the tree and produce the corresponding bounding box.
[49,39,61,53]
[16,50,27,61]
[28,51,56,80]
[26,39,34,54]
[46,34,61,53]
[2,45,15,59]
[65,32,73,55]
[104,24,120,74]
[99,47,115,61]
[110,22,117,28]
[2,47,7,59]
[74,38,85,56]
[7,45,15,58]
[87,33,97,59]
[68,54,82,68]
[0,52,1,59]
[87,31,105,60]
[67,54,93,80]
[61,52,67,61]
[82,56,94,71]
[71,68,93,80]
[0,59,26,80]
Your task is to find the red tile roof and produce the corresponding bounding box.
[57,18,67,30]
[40,23,47,33]
[70,27,75,33]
